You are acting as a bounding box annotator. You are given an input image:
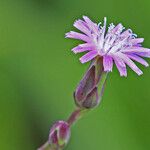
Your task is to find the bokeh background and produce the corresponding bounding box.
[0,0,150,150]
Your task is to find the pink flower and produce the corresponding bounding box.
[66,16,150,76]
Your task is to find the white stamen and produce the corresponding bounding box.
[98,22,102,28]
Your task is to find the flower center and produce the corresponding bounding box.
[95,21,135,56]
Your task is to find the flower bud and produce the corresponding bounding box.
[82,87,99,108]
[74,65,96,102]
[48,121,70,149]
[74,58,107,109]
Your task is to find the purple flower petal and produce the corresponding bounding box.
[82,16,99,33]
[80,51,98,63]
[72,43,95,54]
[135,52,150,58]
[121,47,150,53]
[130,38,144,45]
[112,23,124,34]
[74,19,91,36]
[113,56,127,77]
[121,29,132,37]
[103,56,113,72]
[117,52,143,75]
[65,31,90,42]
[127,53,149,67]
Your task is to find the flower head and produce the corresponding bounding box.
[66,16,150,76]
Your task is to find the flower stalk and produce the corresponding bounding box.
[67,108,89,126]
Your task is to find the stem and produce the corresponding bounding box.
[67,108,89,126]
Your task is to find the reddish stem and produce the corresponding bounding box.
[67,108,88,126]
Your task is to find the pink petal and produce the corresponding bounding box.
[73,19,91,36]
[130,38,144,45]
[82,16,99,33]
[121,47,150,53]
[65,31,90,42]
[72,43,95,54]
[134,51,150,58]
[112,23,124,34]
[113,55,127,77]
[117,52,143,76]
[121,29,132,38]
[103,55,113,72]
[79,51,98,63]
[127,53,149,67]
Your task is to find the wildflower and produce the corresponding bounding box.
[38,16,150,150]
[66,16,150,76]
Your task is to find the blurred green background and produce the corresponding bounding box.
[0,0,150,150]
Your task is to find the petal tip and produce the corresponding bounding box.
[83,15,87,18]
[145,63,149,67]
[104,68,112,72]
[120,73,127,77]
[79,58,85,64]
[71,48,78,54]
[137,71,143,76]
[65,32,70,38]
